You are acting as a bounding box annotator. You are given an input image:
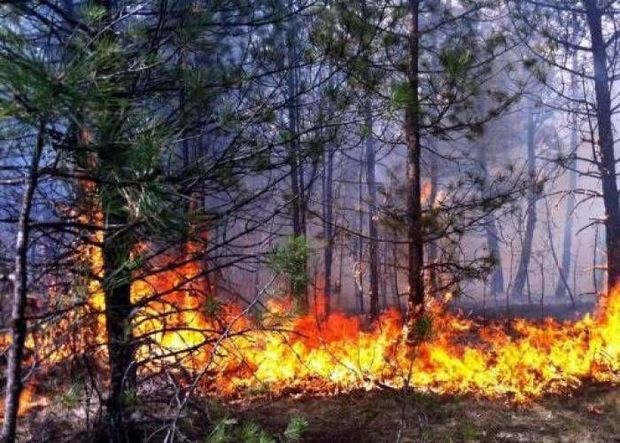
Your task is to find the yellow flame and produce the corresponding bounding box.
[3,234,619,408]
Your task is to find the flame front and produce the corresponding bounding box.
[6,236,620,407]
[205,290,618,401]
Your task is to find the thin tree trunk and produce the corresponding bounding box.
[554,137,577,299]
[356,148,365,314]
[1,122,44,443]
[392,231,402,312]
[511,108,537,299]
[282,0,308,308]
[426,155,439,295]
[555,46,578,299]
[585,0,620,290]
[364,99,380,319]
[544,197,576,306]
[405,0,425,337]
[323,146,334,316]
[477,144,504,296]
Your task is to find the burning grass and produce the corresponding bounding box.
[2,237,619,428]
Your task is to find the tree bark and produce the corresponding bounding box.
[405,0,425,336]
[1,122,44,443]
[584,0,620,290]
[323,145,334,316]
[364,100,380,319]
[555,114,577,298]
[426,155,439,295]
[476,145,504,297]
[511,108,537,300]
[356,148,365,314]
[101,207,135,443]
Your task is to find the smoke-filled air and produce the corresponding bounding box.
[0,1,618,442]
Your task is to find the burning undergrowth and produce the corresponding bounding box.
[4,236,618,420]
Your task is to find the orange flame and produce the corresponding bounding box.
[2,235,619,410]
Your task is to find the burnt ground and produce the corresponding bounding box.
[233,385,620,443]
[14,383,619,442]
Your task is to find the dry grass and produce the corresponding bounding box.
[13,382,619,442]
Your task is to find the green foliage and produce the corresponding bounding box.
[120,388,139,408]
[409,313,434,343]
[283,416,309,441]
[239,422,275,443]
[360,123,372,140]
[58,383,83,408]
[440,48,473,77]
[206,416,307,443]
[391,82,413,109]
[269,236,310,299]
[82,3,108,25]
[204,297,223,317]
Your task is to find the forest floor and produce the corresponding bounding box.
[13,300,617,442]
[233,384,619,443]
[13,377,620,442]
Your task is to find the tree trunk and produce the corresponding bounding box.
[555,43,579,299]
[364,99,380,319]
[323,145,334,316]
[554,120,577,298]
[585,0,620,290]
[426,155,439,295]
[405,0,425,337]
[511,108,537,299]
[477,145,504,297]
[102,208,135,443]
[282,0,308,307]
[356,148,365,314]
[1,122,44,443]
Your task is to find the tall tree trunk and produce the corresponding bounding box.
[282,0,308,306]
[585,1,620,290]
[287,40,303,237]
[554,120,577,298]
[1,122,44,443]
[555,41,579,299]
[477,145,504,296]
[405,0,425,337]
[426,155,439,295]
[511,108,537,299]
[323,146,334,316]
[364,100,380,319]
[92,3,136,440]
[356,148,365,314]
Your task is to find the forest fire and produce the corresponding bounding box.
[201,285,619,401]
[7,243,619,413]
[4,1,620,440]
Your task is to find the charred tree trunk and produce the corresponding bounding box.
[1,122,44,443]
[511,108,537,300]
[405,0,425,336]
[585,1,620,290]
[364,100,380,319]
